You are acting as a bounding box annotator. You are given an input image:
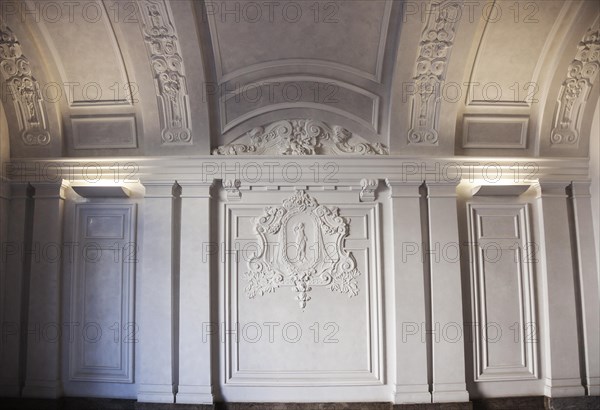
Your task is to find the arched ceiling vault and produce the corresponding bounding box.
[0,0,598,158]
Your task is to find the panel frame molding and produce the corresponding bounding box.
[462,115,529,150]
[467,201,539,383]
[221,194,384,388]
[68,202,137,383]
[71,114,138,150]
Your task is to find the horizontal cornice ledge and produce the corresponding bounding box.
[30,180,69,200]
[426,181,459,199]
[535,180,571,199]
[569,180,593,198]
[177,180,215,199]
[385,178,423,199]
[140,180,177,199]
[5,156,590,185]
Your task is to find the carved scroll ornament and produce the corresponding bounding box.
[138,0,192,144]
[0,23,51,146]
[408,0,463,145]
[214,119,388,155]
[551,28,600,146]
[244,190,360,308]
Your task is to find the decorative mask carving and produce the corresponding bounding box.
[360,179,378,202]
[223,178,241,200]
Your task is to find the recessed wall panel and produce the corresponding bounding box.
[70,204,136,383]
[468,203,537,381]
[223,197,382,386]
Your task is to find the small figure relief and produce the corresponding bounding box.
[244,190,361,309]
[20,82,37,122]
[293,222,307,263]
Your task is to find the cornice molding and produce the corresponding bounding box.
[5,156,589,185]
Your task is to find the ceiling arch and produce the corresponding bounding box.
[0,0,598,159]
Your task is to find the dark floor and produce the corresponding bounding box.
[0,396,598,410]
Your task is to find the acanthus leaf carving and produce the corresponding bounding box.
[360,179,378,202]
[138,0,192,145]
[213,119,389,156]
[223,178,241,201]
[244,190,361,308]
[0,22,51,146]
[551,28,600,146]
[408,0,463,145]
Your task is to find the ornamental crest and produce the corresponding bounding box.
[213,119,388,155]
[244,190,360,308]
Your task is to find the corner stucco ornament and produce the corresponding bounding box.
[550,28,600,146]
[408,0,463,145]
[0,23,51,146]
[244,190,360,308]
[138,0,192,145]
[213,119,388,155]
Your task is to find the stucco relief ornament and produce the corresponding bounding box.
[408,0,463,145]
[213,119,388,155]
[138,0,192,144]
[244,190,360,308]
[0,23,51,146]
[551,28,600,146]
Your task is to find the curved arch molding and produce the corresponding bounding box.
[220,77,380,134]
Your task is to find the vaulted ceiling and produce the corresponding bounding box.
[0,0,598,158]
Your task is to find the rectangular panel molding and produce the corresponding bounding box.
[467,202,538,382]
[222,197,383,388]
[462,115,528,149]
[69,204,137,383]
[71,115,138,149]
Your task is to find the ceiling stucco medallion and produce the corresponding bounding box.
[213,119,389,155]
[244,190,360,308]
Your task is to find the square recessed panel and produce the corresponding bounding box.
[479,215,519,239]
[463,115,528,149]
[85,215,125,239]
[72,115,138,149]
[224,203,382,386]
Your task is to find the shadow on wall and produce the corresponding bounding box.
[590,98,600,288]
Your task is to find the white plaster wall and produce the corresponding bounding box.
[1,159,599,403]
[591,100,600,288]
